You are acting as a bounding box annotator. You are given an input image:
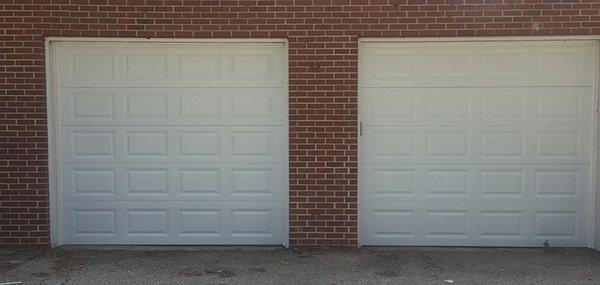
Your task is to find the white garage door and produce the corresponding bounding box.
[53,41,287,245]
[359,41,597,247]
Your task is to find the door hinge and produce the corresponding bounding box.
[359,121,363,136]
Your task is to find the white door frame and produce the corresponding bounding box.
[45,37,290,247]
[357,36,600,248]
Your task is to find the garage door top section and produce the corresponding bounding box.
[55,42,287,245]
[361,41,595,88]
[359,41,596,247]
[57,42,285,88]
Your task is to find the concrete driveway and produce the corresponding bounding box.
[1,247,599,285]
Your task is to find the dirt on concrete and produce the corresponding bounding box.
[1,246,599,284]
[0,248,41,276]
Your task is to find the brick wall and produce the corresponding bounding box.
[1,0,599,248]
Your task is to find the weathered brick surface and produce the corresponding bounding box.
[1,0,599,248]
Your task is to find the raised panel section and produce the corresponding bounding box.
[232,169,271,198]
[369,131,414,159]
[125,93,168,119]
[426,90,470,119]
[372,210,415,238]
[126,53,167,79]
[535,170,578,198]
[126,132,168,157]
[232,210,272,237]
[72,131,115,158]
[534,211,577,238]
[231,55,271,79]
[127,210,169,236]
[366,89,414,121]
[72,93,115,119]
[427,132,468,157]
[481,51,527,77]
[178,132,220,158]
[426,169,468,196]
[536,132,578,157]
[370,169,414,197]
[179,210,221,236]
[73,210,116,236]
[481,132,523,158]
[59,47,116,84]
[425,211,469,238]
[232,132,270,156]
[482,91,525,119]
[177,54,220,79]
[234,93,270,117]
[538,49,585,81]
[178,168,220,196]
[537,91,579,119]
[427,52,470,78]
[363,50,416,83]
[480,211,523,238]
[480,170,523,196]
[127,169,168,196]
[73,169,116,196]
[229,90,282,124]
[178,93,220,119]
[229,128,282,162]
[72,52,114,78]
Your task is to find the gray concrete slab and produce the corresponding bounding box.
[1,247,599,285]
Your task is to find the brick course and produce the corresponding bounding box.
[1,0,599,248]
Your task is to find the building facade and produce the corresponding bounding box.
[1,0,600,248]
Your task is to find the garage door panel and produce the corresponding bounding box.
[532,209,582,243]
[173,91,221,122]
[59,89,117,124]
[360,48,418,86]
[362,128,418,161]
[61,126,283,164]
[227,89,284,125]
[57,43,284,88]
[61,163,284,201]
[361,89,416,124]
[61,128,117,160]
[361,42,594,88]
[226,48,283,83]
[62,166,119,198]
[123,49,169,80]
[57,46,117,84]
[424,89,473,120]
[362,202,586,246]
[361,164,589,203]
[61,201,284,245]
[60,88,284,126]
[167,49,220,80]
[125,130,169,160]
[123,91,169,120]
[362,87,593,127]
[362,127,590,164]
[125,168,170,197]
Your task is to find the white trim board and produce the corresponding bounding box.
[360,36,600,43]
[45,37,288,44]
